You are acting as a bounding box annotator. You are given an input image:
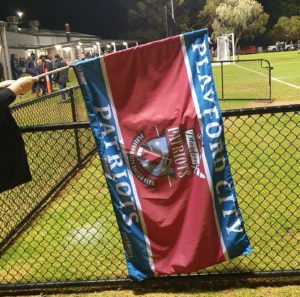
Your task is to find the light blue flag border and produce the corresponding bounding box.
[182,29,251,259]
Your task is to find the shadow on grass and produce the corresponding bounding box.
[1,275,299,296]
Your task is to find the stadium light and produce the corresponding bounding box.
[16,11,24,19]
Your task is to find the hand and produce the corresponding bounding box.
[7,76,39,96]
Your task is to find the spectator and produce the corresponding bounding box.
[36,58,44,97]
[53,54,69,103]
[19,57,27,73]
[236,45,241,60]
[39,55,53,94]
[26,53,39,93]
[10,54,21,80]
[26,53,38,94]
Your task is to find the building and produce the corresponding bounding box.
[0,16,137,80]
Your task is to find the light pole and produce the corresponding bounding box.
[170,0,175,22]
[164,1,176,37]
[112,42,116,52]
[96,42,101,56]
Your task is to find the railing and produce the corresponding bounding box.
[0,87,298,293]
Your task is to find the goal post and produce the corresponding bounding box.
[216,33,235,61]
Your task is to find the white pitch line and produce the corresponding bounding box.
[277,76,300,79]
[235,63,300,90]
[271,61,300,66]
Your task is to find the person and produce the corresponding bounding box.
[236,45,241,60]
[26,53,39,93]
[10,54,22,80]
[35,58,44,96]
[39,55,53,94]
[53,54,69,103]
[0,76,38,193]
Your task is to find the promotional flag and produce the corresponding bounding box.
[74,29,251,281]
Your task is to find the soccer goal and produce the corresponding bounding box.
[216,33,235,61]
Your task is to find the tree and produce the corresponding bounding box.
[122,0,166,41]
[120,0,205,41]
[198,0,221,30]
[289,16,300,41]
[270,16,300,42]
[175,0,205,32]
[258,0,300,28]
[212,0,269,47]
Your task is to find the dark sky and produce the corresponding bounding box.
[0,0,127,39]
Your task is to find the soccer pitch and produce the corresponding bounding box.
[238,51,300,101]
[212,50,300,110]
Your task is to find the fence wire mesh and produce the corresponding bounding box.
[0,87,299,291]
[212,59,272,101]
[11,87,87,126]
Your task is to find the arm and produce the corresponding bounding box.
[0,76,38,109]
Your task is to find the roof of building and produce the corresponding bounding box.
[6,26,137,50]
[7,26,100,39]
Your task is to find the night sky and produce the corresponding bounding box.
[0,0,127,39]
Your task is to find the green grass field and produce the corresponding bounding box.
[215,51,300,109]
[239,51,300,101]
[0,52,299,294]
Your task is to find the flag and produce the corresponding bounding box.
[73,29,251,281]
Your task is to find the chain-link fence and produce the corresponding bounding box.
[0,87,299,293]
[212,59,272,101]
[11,86,88,126]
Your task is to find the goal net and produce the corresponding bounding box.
[216,33,235,61]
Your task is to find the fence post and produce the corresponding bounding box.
[69,88,82,166]
[268,60,272,102]
[221,61,224,99]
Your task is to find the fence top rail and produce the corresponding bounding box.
[20,122,90,133]
[18,104,300,133]
[212,58,271,64]
[222,104,300,117]
[10,86,80,111]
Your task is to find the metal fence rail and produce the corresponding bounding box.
[0,90,299,292]
[212,59,272,101]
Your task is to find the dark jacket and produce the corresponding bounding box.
[10,54,21,80]
[26,58,38,76]
[0,88,31,193]
[53,58,68,84]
